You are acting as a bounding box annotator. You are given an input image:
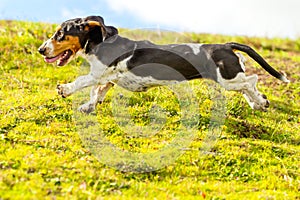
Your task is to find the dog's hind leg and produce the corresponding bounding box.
[217,70,269,110]
[78,82,114,113]
[241,74,269,110]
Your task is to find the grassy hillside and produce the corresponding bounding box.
[0,20,299,199]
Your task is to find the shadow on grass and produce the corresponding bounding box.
[225,99,299,145]
[271,100,300,117]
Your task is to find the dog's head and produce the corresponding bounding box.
[38,16,118,66]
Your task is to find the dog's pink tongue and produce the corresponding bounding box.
[45,55,60,63]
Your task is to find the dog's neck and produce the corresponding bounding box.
[81,35,137,67]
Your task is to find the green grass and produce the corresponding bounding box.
[0,20,300,199]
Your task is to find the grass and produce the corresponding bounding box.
[0,20,299,199]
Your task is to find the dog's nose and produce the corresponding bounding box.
[38,47,46,55]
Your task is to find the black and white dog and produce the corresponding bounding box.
[38,16,289,113]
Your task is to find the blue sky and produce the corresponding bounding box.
[1,0,300,39]
[0,0,152,29]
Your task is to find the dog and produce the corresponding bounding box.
[38,16,289,113]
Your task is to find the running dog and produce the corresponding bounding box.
[38,16,289,113]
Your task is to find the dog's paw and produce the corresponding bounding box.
[243,93,270,111]
[253,101,270,111]
[253,94,270,111]
[57,83,73,98]
[78,102,96,114]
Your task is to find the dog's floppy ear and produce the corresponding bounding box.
[82,16,118,53]
[84,16,118,39]
[86,21,118,39]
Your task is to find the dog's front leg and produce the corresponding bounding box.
[57,74,98,98]
[78,82,114,113]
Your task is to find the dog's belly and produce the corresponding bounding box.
[115,71,180,92]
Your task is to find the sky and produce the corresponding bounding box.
[0,0,299,39]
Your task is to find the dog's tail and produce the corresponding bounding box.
[227,42,290,83]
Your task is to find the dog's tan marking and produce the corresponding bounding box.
[51,35,82,56]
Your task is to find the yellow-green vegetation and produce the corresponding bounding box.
[0,21,299,199]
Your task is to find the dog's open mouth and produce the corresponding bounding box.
[44,50,73,66]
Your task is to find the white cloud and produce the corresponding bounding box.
[105,0,300,38]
